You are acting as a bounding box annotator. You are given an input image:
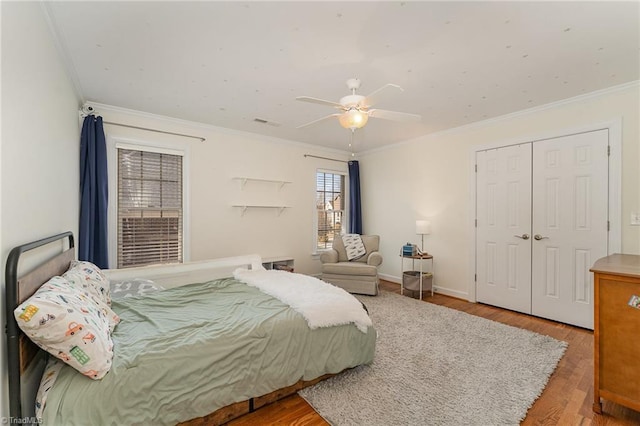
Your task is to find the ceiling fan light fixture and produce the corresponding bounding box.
[339,108,369,129]
[296,78,420,130]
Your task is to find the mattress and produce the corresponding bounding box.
[41,277,376,425]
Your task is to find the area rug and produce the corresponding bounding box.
[299,291,567,426]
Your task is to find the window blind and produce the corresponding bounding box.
[117,148,183,268]
[316,172,345,250]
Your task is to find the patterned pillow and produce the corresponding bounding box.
[35,357,64,419]
[64,260,111,306]
[63,263,119,332]
[14,276,116,380]
[110,278,165,300]
[342,234,367,261]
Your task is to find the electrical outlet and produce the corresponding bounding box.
[631,213,640,226]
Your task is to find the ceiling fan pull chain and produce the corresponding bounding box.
[349,128,354,156]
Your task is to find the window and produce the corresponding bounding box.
[117,147,183,268]
[316,171,346,251]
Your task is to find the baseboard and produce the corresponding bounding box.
[379,273,470,300]
[379,273,400,284]
[433,286,469,300]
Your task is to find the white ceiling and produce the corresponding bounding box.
[46,1,639,153]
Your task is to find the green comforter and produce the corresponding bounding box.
[42,278,376,425]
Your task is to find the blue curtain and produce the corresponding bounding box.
[79,115,109,268]
[348,160,362,234]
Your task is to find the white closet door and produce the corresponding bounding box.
[531,129,609,329]
[476,144,532,314]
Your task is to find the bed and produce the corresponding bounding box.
[5,232,376,425]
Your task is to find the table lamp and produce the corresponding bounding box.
[415,220,431,254]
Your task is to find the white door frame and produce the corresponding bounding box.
[468,118,622,303]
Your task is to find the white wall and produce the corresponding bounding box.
[0,3,636,420]
[87,103,350,275]
[1,2,81,419]
[359,83,640,299]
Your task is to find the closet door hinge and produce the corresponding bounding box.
[607,221,610,231]
[475,219,477,227]
[474,273,477,282]
[475,164,478,172]
[607,145,610,156]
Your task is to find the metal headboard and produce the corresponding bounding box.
[5,231,75,419]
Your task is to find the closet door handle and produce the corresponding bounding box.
[514,234,530,240]
[534,234,549,240]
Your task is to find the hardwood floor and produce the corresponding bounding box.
[228,280,640,426]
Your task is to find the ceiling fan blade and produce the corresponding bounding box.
[363,83,403,107]
[296,96,343,108]
[368,109,421,122]
[296,113,341,129]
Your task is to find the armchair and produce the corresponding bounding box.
[320,235,383,295]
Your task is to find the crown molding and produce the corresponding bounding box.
[84,101,353,158]
[359,80,639,157]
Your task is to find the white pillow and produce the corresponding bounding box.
[14,276,116,380]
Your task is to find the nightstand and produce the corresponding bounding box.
[400,253,434,299]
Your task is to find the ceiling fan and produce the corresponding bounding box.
[296,78,421,130]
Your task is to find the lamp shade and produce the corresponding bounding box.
[416,220,431,235]
[338,108,369,129]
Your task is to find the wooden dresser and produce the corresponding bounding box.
[590,254,640,414]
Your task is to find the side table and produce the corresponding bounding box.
[400,253,434,299]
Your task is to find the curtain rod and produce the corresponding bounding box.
[304,154,348,163]
[101,120,206,142]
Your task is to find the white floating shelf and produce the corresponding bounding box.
[232,205,291,217]
[233,177,292,190]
